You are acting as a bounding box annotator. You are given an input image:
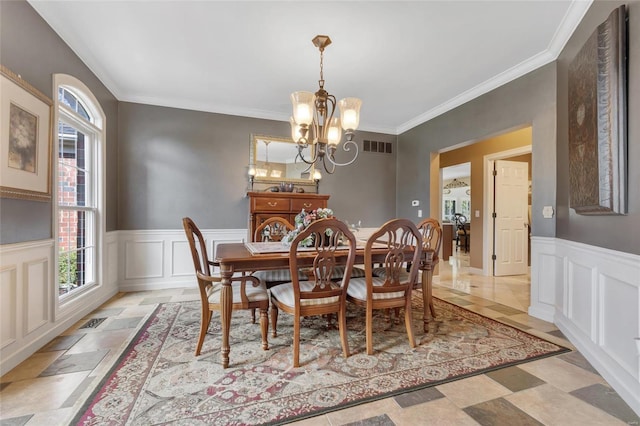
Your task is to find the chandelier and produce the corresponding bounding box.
[290,35,362,174]
[443,178,469,189]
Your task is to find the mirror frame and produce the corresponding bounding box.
[250,134,316,185]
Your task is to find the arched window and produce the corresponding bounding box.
[54,75,105,301]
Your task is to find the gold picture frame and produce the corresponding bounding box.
[0,65,52,201]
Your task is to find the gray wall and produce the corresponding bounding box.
[118,102,396,230]
[0,0,119,244]
[555,1,640,254]
[396,0,639,256]
[4,0,637,255]
[397,63,558,239]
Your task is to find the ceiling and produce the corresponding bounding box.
[442,163,470,181]
[28,1,591,135]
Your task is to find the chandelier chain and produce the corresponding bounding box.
[319,48,324,88]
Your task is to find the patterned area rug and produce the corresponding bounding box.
[73,294,568,425]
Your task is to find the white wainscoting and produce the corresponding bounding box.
[0,232,119,375]
[3,231,638,416]
[530,236,640,416]
[117,229,248,292]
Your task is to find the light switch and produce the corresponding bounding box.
[542,206,554,218]
[417,209,422,218]
[475,210,480,218]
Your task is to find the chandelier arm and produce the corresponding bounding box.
[322,155,336,174]
[295,146,318,165]
[325,137,359,167]
[302,162,313,174]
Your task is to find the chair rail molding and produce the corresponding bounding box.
[530,236,640,416]
[117,228,247,292]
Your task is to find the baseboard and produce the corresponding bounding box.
[556,314,640,416]
[531,237,640,416]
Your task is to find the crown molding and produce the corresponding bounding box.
[395,0,593,135]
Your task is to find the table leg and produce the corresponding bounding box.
[420,253,436,333]
[220,263,233,368]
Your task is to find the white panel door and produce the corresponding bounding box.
[494,160,529,276]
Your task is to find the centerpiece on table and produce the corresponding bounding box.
[282,208,334,247]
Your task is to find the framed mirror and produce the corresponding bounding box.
[250,134,315,185]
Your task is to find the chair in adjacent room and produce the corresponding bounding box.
[454,213,469,252]
[270,218,357,367]
[346,219,423,355]
[182,217,269,357]
[417,217,443,326]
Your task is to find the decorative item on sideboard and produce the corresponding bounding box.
[279,182,295,192]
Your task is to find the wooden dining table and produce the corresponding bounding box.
[213,241,438,368]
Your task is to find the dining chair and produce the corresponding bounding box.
[378,218,443,327]
[346,218,423,355]
[252,217,308,286]
[417,218,443,325]
[254,216,294,242]
[182,217,269,357]
[270,218,357,367]
[250,217,308,322]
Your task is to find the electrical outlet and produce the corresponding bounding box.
[417,209,422,217]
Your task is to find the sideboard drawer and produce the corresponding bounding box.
[253,197,291,212]
[247,192,330,242]
[291,198,327,212]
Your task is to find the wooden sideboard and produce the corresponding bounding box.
[247,192,330,241]
[442,223,454,261]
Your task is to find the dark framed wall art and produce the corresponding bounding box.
[568,6,628,215]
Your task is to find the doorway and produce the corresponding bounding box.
[441,163,471,258]
[483,146,532,276]
[433,127,533,311]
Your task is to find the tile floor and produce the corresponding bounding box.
[1,252,638,425]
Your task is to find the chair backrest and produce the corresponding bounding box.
[182,217,211,276]
[254,217,295,242]
[365,218,423,291]
[417,218,443,264]
[454,213,467,230]
[288,218,357,303]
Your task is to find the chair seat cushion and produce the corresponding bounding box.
[207,280,269,303]
[371,267,410,281]
[254,268,307,284]
[270,281,340,308]
[330,265,366,280]
[347,277,405,300]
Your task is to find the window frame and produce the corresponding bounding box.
[53,74,105,315]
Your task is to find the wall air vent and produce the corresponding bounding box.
[363,140,393,154]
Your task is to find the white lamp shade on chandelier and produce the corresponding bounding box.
[289,35,362,174]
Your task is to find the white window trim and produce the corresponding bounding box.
[53,74,106,319]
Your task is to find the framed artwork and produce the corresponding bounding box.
[568,6,627,215]
[1,65,53,201]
